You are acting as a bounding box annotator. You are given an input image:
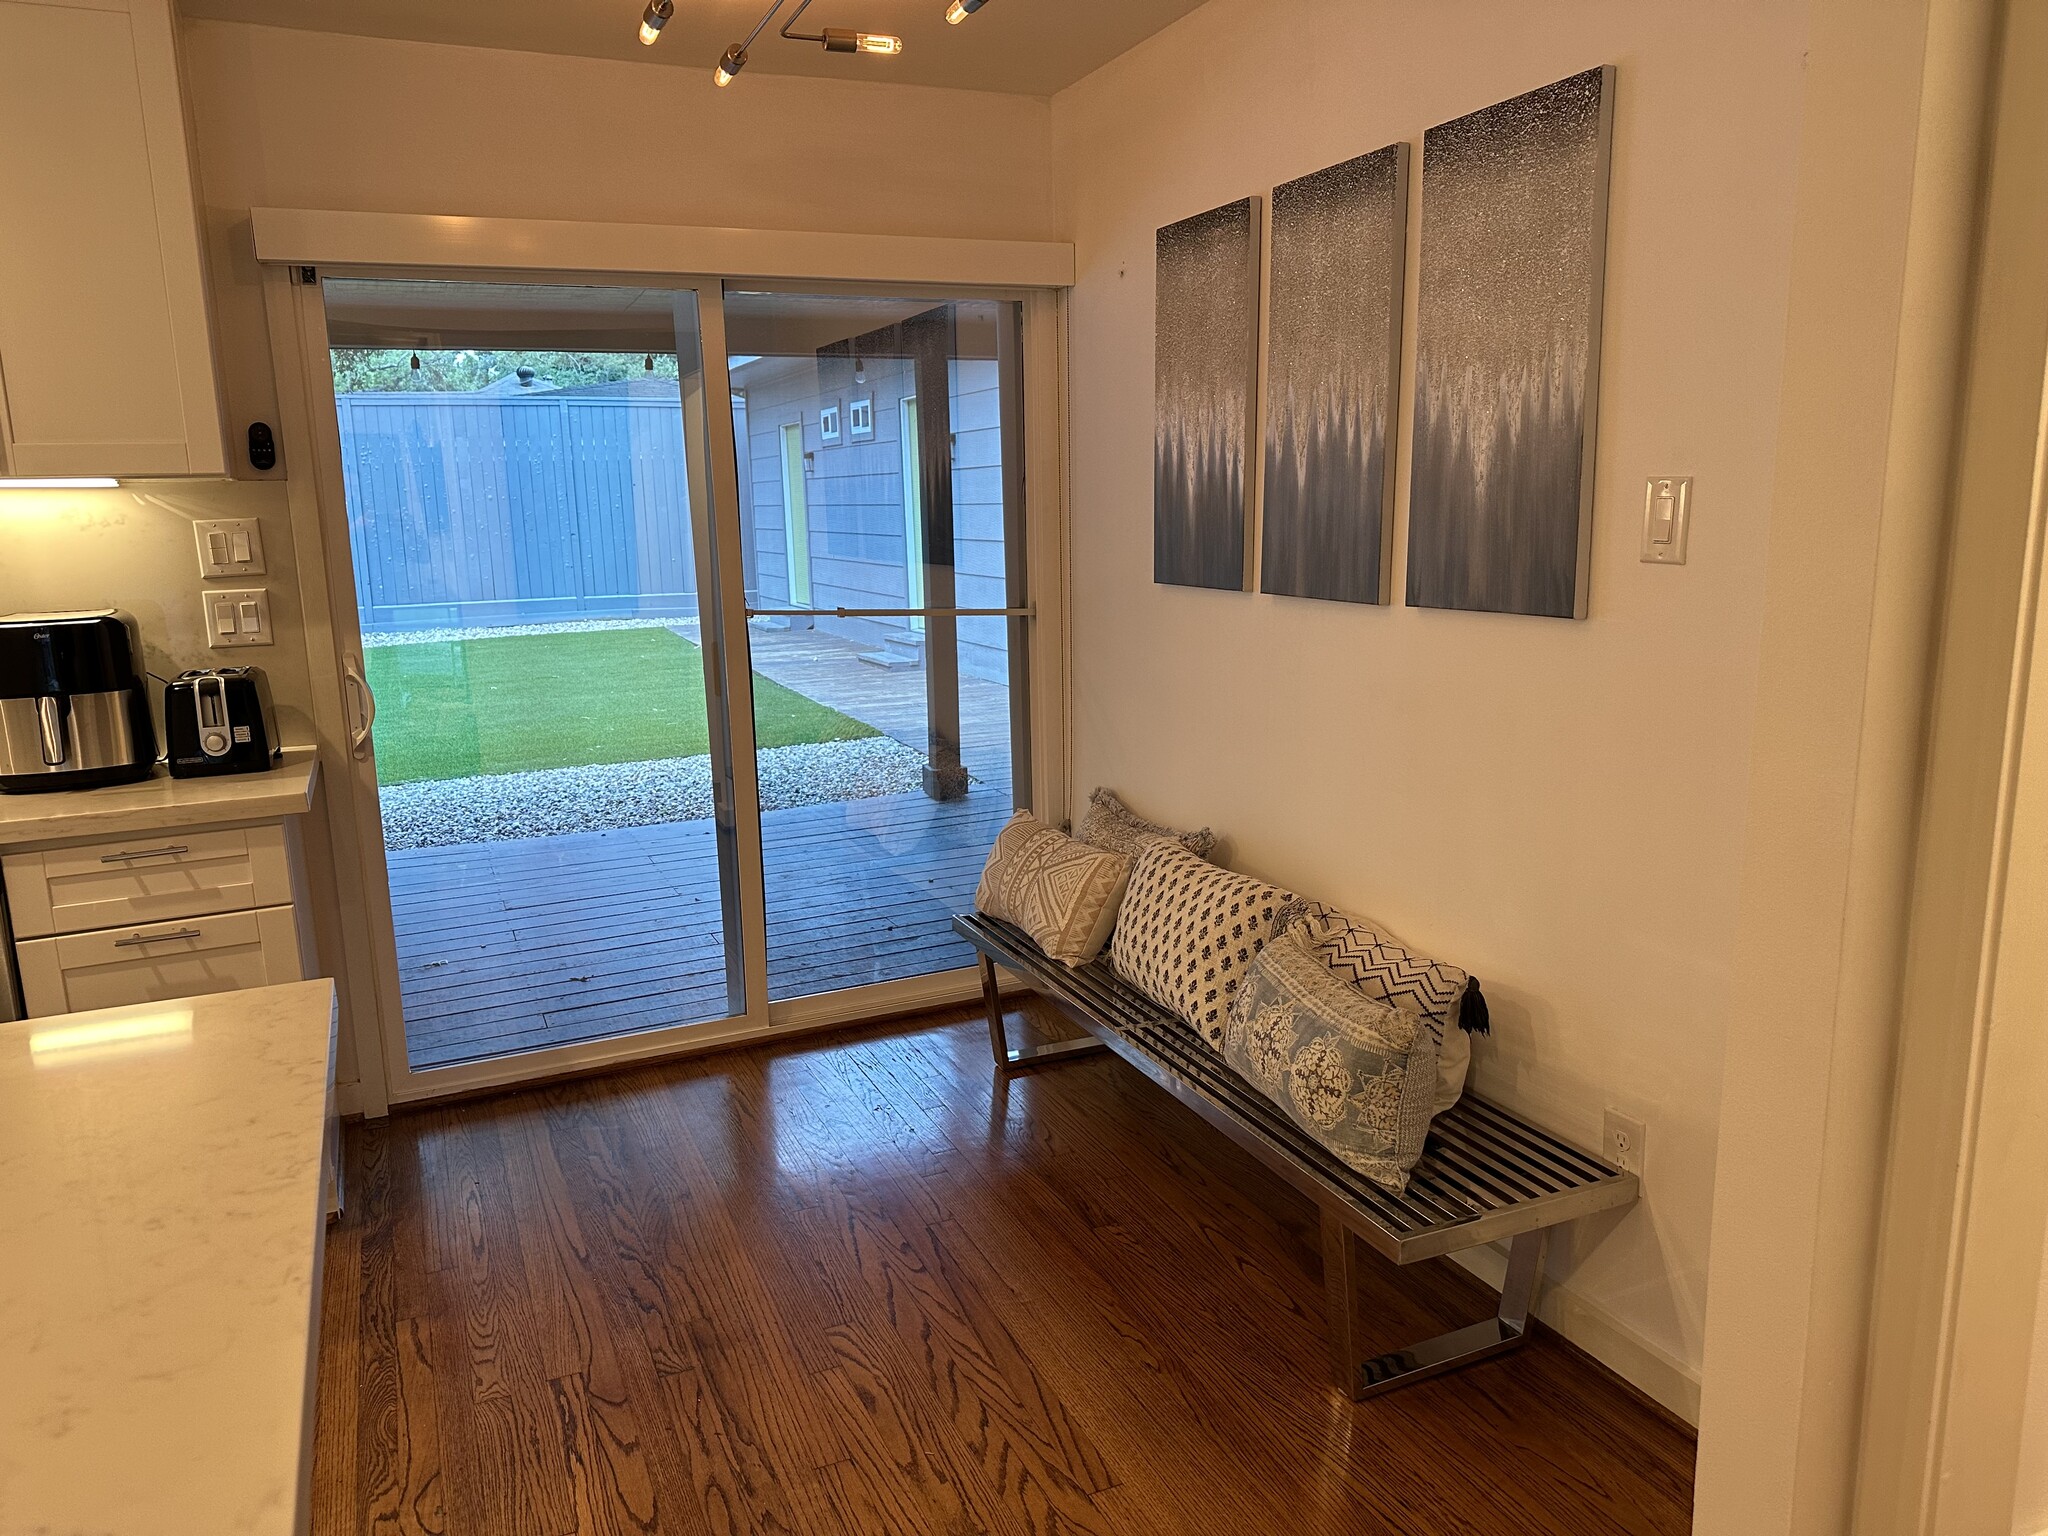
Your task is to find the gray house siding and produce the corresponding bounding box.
[734,353,1010,682]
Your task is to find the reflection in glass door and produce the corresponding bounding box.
[321,277,747,1070]
[724,290,1030,1000]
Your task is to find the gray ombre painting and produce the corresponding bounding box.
[1155,197,1260,590]
[1407,67,1615,619]
[1261,145,1409,605]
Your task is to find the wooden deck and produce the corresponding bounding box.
[388,785,1013,1069]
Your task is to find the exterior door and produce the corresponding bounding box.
[900,394,926,633]
[780,421,813,607]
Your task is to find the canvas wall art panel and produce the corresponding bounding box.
[1155,196,1260,591]
[1407,66,1616,619]
[1261,144,1409,605]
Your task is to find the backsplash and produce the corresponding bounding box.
[0,480,316,747]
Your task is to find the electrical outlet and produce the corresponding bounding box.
[1603,1110,1647,1175]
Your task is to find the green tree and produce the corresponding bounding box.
[329,348,682,395]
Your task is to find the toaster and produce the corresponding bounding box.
[165,667,280,777]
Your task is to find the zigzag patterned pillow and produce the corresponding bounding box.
[1289,901,1474,1033]
[1110,841,1295,1045]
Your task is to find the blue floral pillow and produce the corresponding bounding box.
[1222,924,1440,1193]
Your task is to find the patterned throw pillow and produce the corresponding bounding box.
[1285,901,1475,1114]
[1223,925,1441,1194]
[1110,841,1294,1044]
[975,812,1133,966]
[1076,787,1217,862]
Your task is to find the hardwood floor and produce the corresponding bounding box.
[313,997,1697,1536]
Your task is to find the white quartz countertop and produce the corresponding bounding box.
[0,980,337,1536]
[0,746,319,847]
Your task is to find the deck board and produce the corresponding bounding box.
[386,785,1013,1069]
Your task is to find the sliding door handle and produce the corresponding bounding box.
[342,654,378,760]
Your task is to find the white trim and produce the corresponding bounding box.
[1451,1244,1701,1426]
[250,208,1075,288]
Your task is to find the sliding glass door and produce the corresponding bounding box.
[319,277,750,1072]
[303,272,1037,1093]
[723,290,1029,1000]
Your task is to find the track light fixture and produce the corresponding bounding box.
[714,0,901,87]
[945,0,991,22]
[638,0,672,45]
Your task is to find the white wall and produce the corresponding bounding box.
[179,20,1061,451]
[1051,0,1811,1413]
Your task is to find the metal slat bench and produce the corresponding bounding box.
[954,912,1640,1399]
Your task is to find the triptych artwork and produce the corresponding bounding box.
[1152,65,1616,620]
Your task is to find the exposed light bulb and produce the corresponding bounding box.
[856,31,902,54]
[946,0,989,21]
[714,43,747,85]
[638,0,672,45]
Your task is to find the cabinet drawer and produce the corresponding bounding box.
[16,905,309,1018]
[2,824,292,937]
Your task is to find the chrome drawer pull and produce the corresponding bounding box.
[99,844,191,864]
[113,927,205,948]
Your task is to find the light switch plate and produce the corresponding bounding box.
[205,587,274,648]
[1603,1110,1647,1176]
[1641,476,1692,565]
[195,518,266,578]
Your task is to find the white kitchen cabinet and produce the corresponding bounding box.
[0,0,226,478]
[5,815,314,1018]
[15,905,310,1015]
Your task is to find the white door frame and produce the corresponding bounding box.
[258,230,1068,1110]
[1852,2,2048,1526]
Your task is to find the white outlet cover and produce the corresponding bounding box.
[194,518,266,579]
[1603,1109,1647,1176]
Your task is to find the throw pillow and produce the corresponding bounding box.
[974,811,1132,966]
[1076,786,1217,862]
[1285,901,1480,1114]
[1110,840,1294,1044]
[1223,925,1442,1194]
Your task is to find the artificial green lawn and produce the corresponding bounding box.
[365,627,876,786]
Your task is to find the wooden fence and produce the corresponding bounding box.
[336,392,701,633]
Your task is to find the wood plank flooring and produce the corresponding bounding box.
[388,786,1012,1069]
[313,997,1697,1535]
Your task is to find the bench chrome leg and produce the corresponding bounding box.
[1336,1227,1549,1400]
[980,955,1109,1073]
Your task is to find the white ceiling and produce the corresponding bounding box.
[174,0,1211,96]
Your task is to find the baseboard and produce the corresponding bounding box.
[1450,1244,1701,1427]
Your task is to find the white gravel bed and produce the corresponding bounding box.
[378,735,926,850]
[362,615,695,649]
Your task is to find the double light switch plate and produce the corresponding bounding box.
[194,518,266,578]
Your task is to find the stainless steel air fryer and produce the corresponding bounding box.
[0,610,158,793]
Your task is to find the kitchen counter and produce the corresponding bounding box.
[0,746,319,847]
[0,979,337,1536]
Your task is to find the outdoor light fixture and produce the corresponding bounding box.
[638,0,672,44]
[714,0,901,87]
[945,0,990,21]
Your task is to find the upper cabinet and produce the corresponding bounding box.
[0,0,226,478]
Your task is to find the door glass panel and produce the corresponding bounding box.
[724,290,1028,1000]
[323,277,745,1069]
